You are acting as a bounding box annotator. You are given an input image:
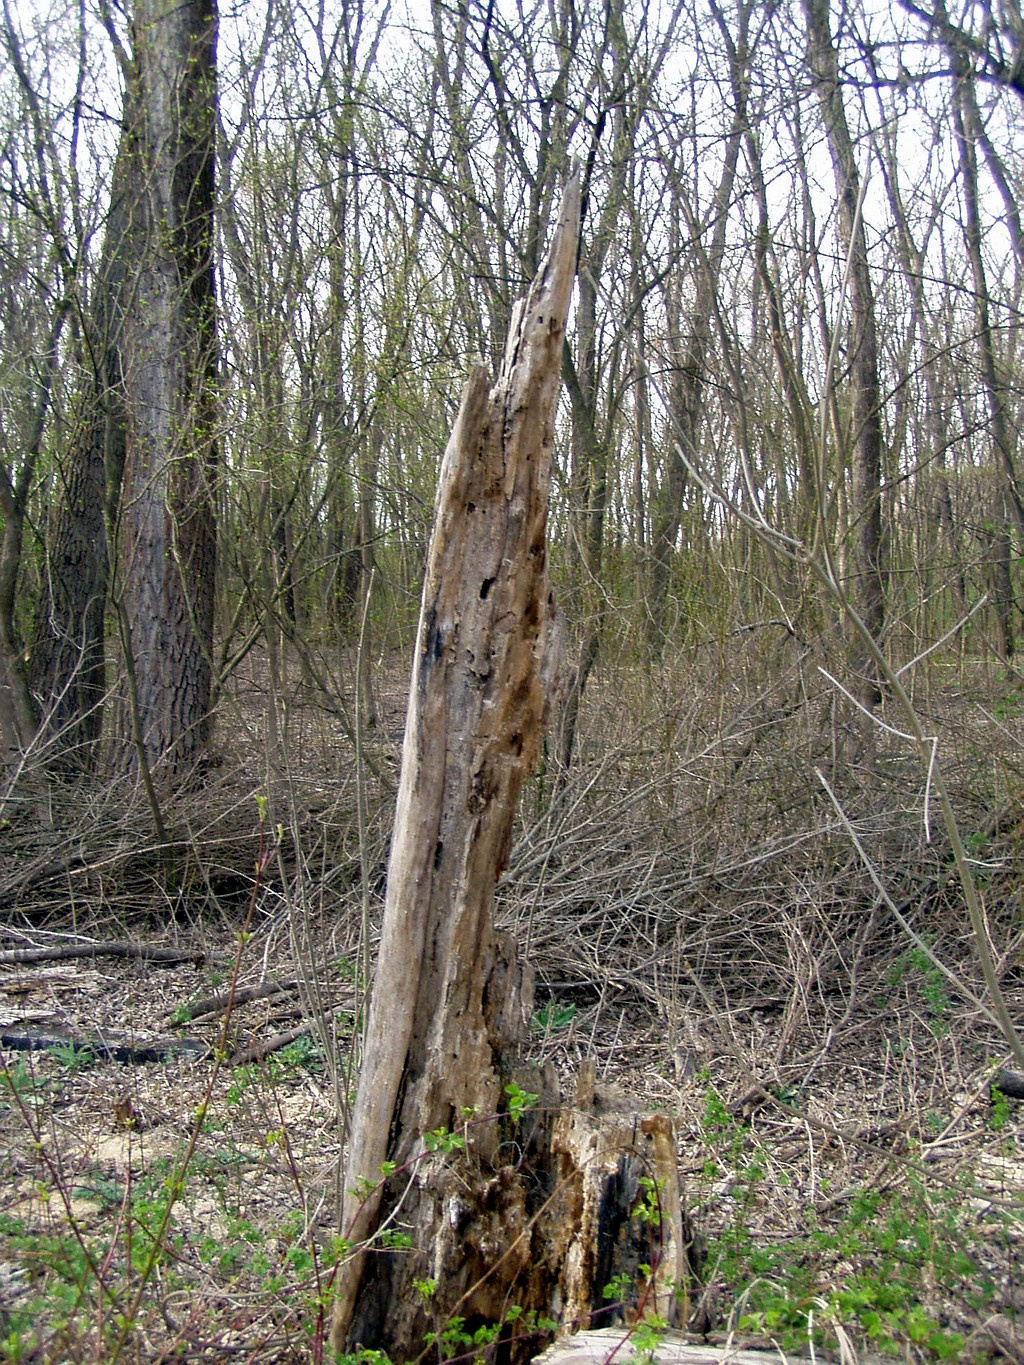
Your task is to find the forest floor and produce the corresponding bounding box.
[1,642,1023,1363]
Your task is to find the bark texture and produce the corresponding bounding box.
[331,178,694,1363]
[804,0,886,703]
[30,139,131,764]
[119,0,218,777]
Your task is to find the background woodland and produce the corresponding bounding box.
[1,0,1024,1360]
[1,0,1022,775]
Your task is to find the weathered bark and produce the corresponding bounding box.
[118,0,218,778]
[331,179,693,1363]
[804,0,886,705]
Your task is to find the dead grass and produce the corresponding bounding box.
[1,636,1023,1361]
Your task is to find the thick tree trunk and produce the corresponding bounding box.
[119,0,218,778]
[331,179,694,1363]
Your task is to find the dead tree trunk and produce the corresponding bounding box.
[331,179,694,1363]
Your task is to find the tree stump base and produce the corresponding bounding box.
[343,1052,695,1365]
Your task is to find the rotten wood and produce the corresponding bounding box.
[332,180,582,1357]
[331,177,696,1364]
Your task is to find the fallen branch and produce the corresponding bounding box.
[0,940,206,967]
[229,1025,309,1066]
[1,1022,210,1065]
[167,978,299,1022]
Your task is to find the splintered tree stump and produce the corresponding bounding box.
[331,179,696,1363]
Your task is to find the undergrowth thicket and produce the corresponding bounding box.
[1,641,1023,1361]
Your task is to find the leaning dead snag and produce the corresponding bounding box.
[331,177,694,1362]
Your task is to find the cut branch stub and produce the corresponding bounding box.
[332,177,580,1351]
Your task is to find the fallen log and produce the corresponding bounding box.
[330,178,697,1364]
[166,978,300,1022]
[992,1069,1024,1100]
[1,1020,327,1069]
[0,1022,210,1065]
[0,940,207,966]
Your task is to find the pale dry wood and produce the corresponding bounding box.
[533,1329,857,1363]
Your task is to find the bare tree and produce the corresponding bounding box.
[897,0,1024,104]
[0,0,89,760]
[30,135,131,766]
[645,3,746,646]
